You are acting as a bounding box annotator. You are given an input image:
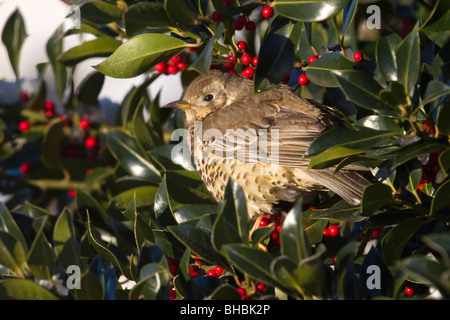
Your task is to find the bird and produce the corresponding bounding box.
[166,69,371,229]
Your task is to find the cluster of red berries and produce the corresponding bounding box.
[258,212,282,246]
[17,96,100,183]
[217,40,258,79]
[154,52,190,75]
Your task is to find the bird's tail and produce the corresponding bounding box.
[307,169,371,205]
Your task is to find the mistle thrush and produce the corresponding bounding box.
[166,70,370,222]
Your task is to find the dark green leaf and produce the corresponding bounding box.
[154,175,178,227]
[380,217,428,265]
[392,140,446,168]
[164,0,198,26]
[1,9,27,79]
[41,118,66,174]
[254,17,302,93]
[280,201,309,262]
[124,2,171,36]
[189,23,224,75]
[75,71,105,107]
[0,203,28,252]
[26,216,55,280]
[354,115,403,133]
[361,183,393,216]
[129,263,170,300]
[401,256,450,298]
[224,244,279,288]
[0,230,26,272]
[436,102,450,135]
[423,80,450,105]
[53,208,81,271]
[270,256,302,294]
[58,37,122,66]
[375,32,401,83]
[86,211,131,279]
[212,179,249,251]
[0,279,58,300]
[168,223,231,268]
[396,23,420,96]
[430,180,450,217]
[333,70,393,111]
[306,127,397,158]
[80,1,124,24]
[309,200,363,222]
[306,51,354,87]
[106,130,161,182]
[46,24,67,100]
[94,33,189,78]
[273,0,349,22]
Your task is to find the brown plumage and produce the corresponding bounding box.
[166,70,370,220]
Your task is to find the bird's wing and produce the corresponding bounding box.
[200,88,338,168]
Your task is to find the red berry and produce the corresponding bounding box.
[252,56,258,67]
[155,61,167,73]
[233,20,245,30]
[308,55,319,64]
[170,54,181,64]
[169,264,178,275]
[237,41,247,51]
[211,11,222,22]
[237,15,247,25]
[323,228,330,239]
[170,287,177,300]
[259,217,271,227]
[241,67,255,79]
[45,108,56,118]
[224,62,235,69]
[214,266,224,276]
[21,92,29,102]
[79,118,90,130]
[371,228,381,239]
[20,162,32,174]
[261,6,274,19]
[255,282,266,292]
[275,224,281,233]
[237,288,246,296]
[418,182,425,192]
[228,69,236,75]
[328,225,339,237]
[245,21,256,31]
[68,189,76,198]
[18,120,31,133]
[44,100,55,110]
[353,51,363,62]
[241,53,252,65]
[177,61,188,70]
[224,0,234,3]
[227,55,238,62]
[271,230,279,240]
[298,74,309,85]
[166,64,179,75]
[405,285,415,296]
[207,269,218,277]
[85,136,98,149]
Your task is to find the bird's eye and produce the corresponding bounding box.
[203,94,214,102]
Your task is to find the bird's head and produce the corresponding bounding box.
[165,70,252,124]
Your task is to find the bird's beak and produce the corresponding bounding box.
[165,100,192,110]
